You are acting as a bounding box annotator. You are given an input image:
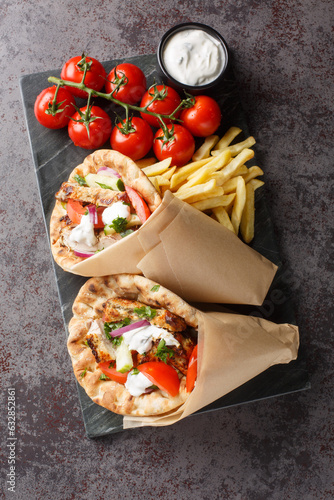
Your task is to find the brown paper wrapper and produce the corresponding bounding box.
[69,191,277,304]
[123,310,299,429]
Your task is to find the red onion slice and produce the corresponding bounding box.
[74,249,96,258]
[87,205,98,225]
[110,319,150,337]
[97,166,121,178]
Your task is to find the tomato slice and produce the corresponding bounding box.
[98,362,129,384]
[125,186,151,224]
[66,199,86,225]
[186,344,198,393]
[66,199,105,228]
[138,362,180,397]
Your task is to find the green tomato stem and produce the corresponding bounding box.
[47,75,186,128]
[51,83,61,114]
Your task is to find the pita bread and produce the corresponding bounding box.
[50,149,161,271]
[67,274,199,416]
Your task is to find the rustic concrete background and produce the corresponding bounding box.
[1,1,333,499]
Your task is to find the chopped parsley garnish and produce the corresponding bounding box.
[151,285,160,292]
[134,305,157,320]
[155,339,175,363]
[99,373,110,380]
[80,368,88,378]
[109,216,128,233]
[104,318,131,340]
[74,174,87,186]
[111,336,123,346]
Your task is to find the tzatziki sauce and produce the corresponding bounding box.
[102,201,131,226]
[162,29,225,86]
[68,214,97,247]
[122,324,180,355]
[125,370,153,397]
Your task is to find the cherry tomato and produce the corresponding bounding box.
[180,95,222,137]
[68,105,112,149]
[140,84,182,128]
[153,124,195,167]
[61,54,106,98]
[66,200,105,228]
[125,185,151,223]
[110,117,153,161]
[105,63,147,105]
[138,362,180,397]
[34,86,76,129]
[186,344,198,392]
[98,362,129,384]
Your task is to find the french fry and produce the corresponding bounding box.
[231,176,246,234]
[149,175,170,197]
[243,166,264,183]
[213,148,255,186]
[187,149,232,181]
[174,179,218,203]
[240,181,255,243]
[192,135,220,161]
[135,157,156,168]
[176,168,214,192]
[212,206,236,233]
[142,157,172,176]
[234,165,249,176]
[153,175,170,188]
[149,176,160,194]
[211,136,256,157]
[190,193,236,211]
[161,166,177,180]
[170,158,212,190]
[213,126,242,150]
[225,195,236,215]
[219,175,242,193]
[249,178,264,190]
[176,154,230,192]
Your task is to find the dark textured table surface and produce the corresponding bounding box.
[1,1,333,499]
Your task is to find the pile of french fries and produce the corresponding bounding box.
[136,127,264,244]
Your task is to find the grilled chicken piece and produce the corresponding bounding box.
[103,298,187,333]
[85,319,116,364]
[55,182,128,207]
[60,225,122,250]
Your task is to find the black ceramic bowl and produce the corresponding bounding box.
[157,22,229,96]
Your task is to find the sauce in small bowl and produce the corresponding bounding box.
[157,23,229,95]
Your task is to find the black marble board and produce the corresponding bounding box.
[20,53,310,438]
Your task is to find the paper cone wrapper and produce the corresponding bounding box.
[123,310,299,429]
[69,191,277,304]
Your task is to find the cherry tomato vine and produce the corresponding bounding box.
[47,69,195,145]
